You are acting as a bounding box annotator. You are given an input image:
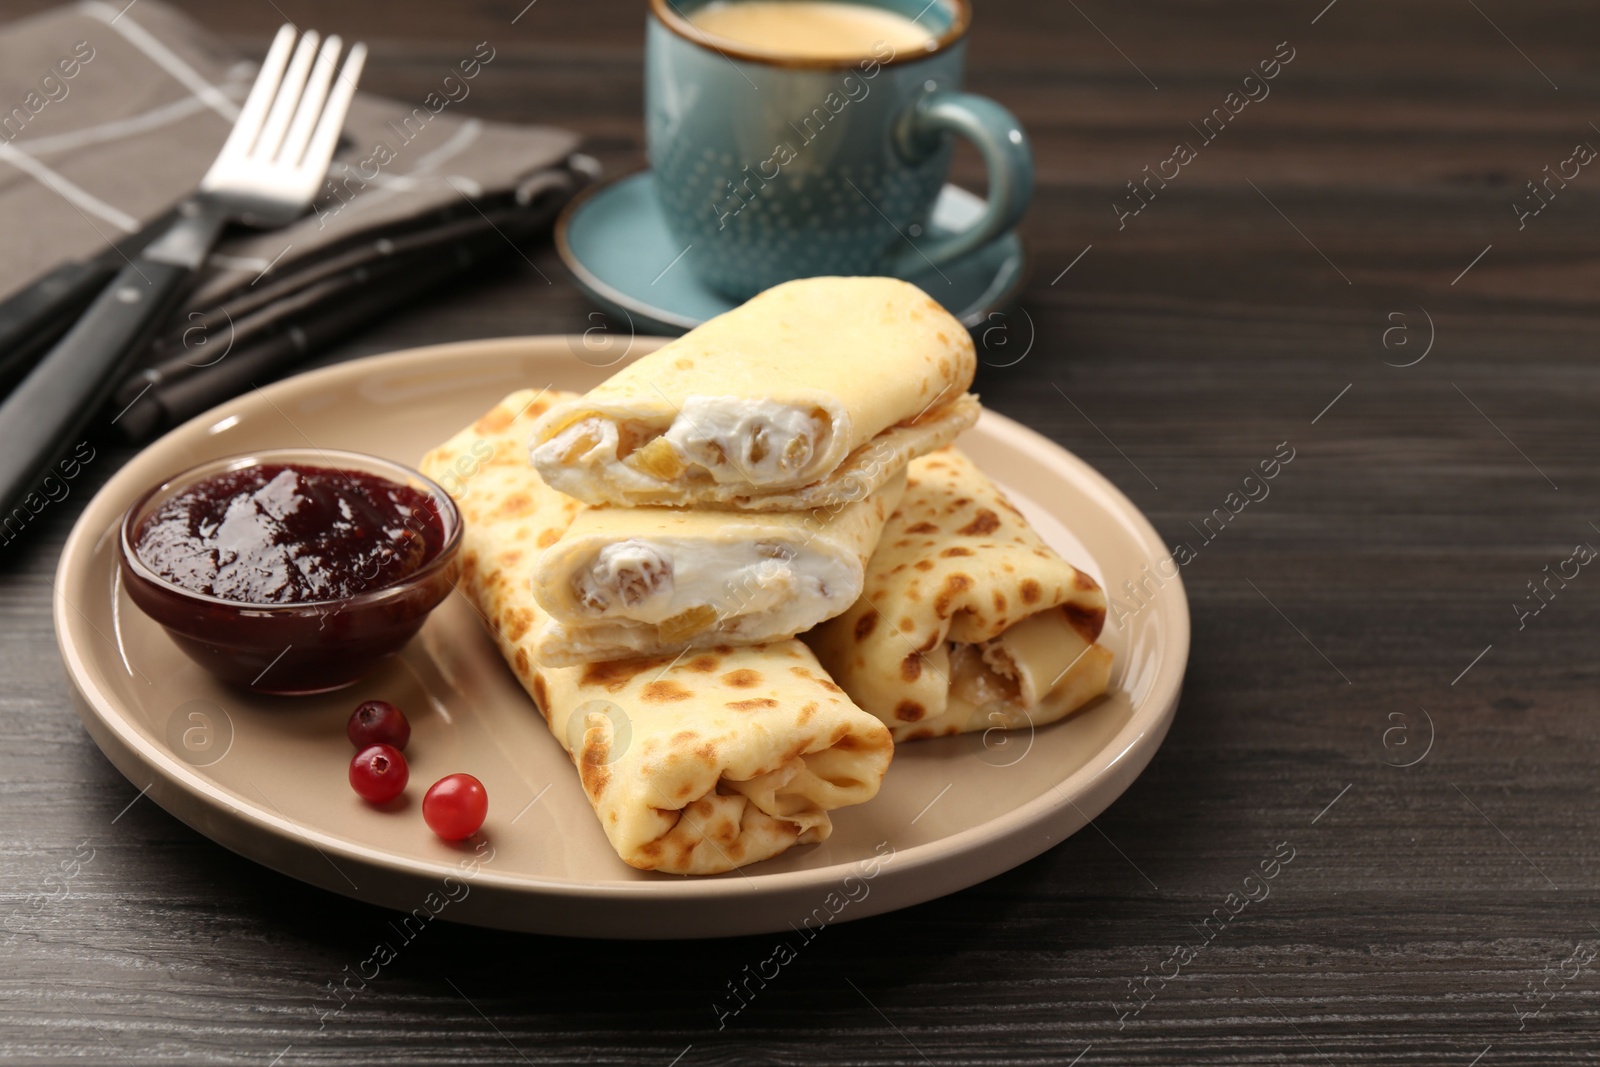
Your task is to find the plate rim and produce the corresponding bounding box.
[54,336,1188,924]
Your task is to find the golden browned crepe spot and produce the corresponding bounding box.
[580,658,669,692]
[721,669,762,688]
[537,528,562,548]
[854,613,878,640]
[1066,602,1107,642]
[687,654,719,672]
[900,653,921,682]
[775,739,809,767]
[894,699,925,722]
[993,591,1008,612]
[499,549,522,567]
[1020,578,1042,604]
[914,559,935,572]
[818,679,844,694]
[579,741,611,799]
[474,408,514,435]
[505,608,533,642]
[532,673,548,712]
[906,521,939,534]
[674,358,694,370]
[941,546,974,558]
[727,697,780,711]
[1074,570,1101,592]
[935,573,974,617]
[642,680,693,702]
[899,616,915,632]
[493,493,533,519]
[957,509,1000,536]
[798,701,818,724]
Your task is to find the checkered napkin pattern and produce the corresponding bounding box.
[0,1,584,437]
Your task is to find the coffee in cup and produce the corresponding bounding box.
[646,0,1033,299]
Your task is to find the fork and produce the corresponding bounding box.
[0,25,365,517]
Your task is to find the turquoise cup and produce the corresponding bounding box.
[646,0,1033,299]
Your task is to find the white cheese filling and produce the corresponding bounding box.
[660,397,822,484]
[531,398,830,493]
[570,537,855,638]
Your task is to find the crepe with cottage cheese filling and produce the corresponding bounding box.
[527,276,979,511]
[530,468,906,666]
[807,448,1113,742]
[421,390,895,875]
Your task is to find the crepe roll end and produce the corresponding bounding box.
[530,397,849,499]
[532,529,866,664]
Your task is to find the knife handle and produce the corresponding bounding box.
[0,256,195,517]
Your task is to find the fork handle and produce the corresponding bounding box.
[0,238,204,520]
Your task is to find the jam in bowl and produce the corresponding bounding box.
[118,449,462,695]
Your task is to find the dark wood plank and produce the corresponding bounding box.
[2,0,1599,1062]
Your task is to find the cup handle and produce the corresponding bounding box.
[891,88,1034,273]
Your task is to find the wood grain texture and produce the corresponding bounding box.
[2,0,1599,1062]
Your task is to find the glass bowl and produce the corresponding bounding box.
[118,448,462,695]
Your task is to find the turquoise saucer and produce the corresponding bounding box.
[554,170,1028,335]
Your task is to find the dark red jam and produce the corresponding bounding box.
[133,464,446,604]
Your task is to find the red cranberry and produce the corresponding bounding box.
[348,700,410,750]
[349,743,408,803]
[423,774,487,840]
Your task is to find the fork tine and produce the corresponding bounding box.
[278,34,342,167]
[213,23,296,164]
[253,29,320,162]
[300,42,367,178]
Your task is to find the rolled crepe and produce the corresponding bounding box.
[807,448,1113,742]
[528,276,979,511]
[421,390,895,875]
[531,469,906,666]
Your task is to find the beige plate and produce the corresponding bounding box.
[55,337,1188,939]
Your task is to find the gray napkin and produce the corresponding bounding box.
[0,0,585,436]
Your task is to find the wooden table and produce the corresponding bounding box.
[2,0,1597,1062]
